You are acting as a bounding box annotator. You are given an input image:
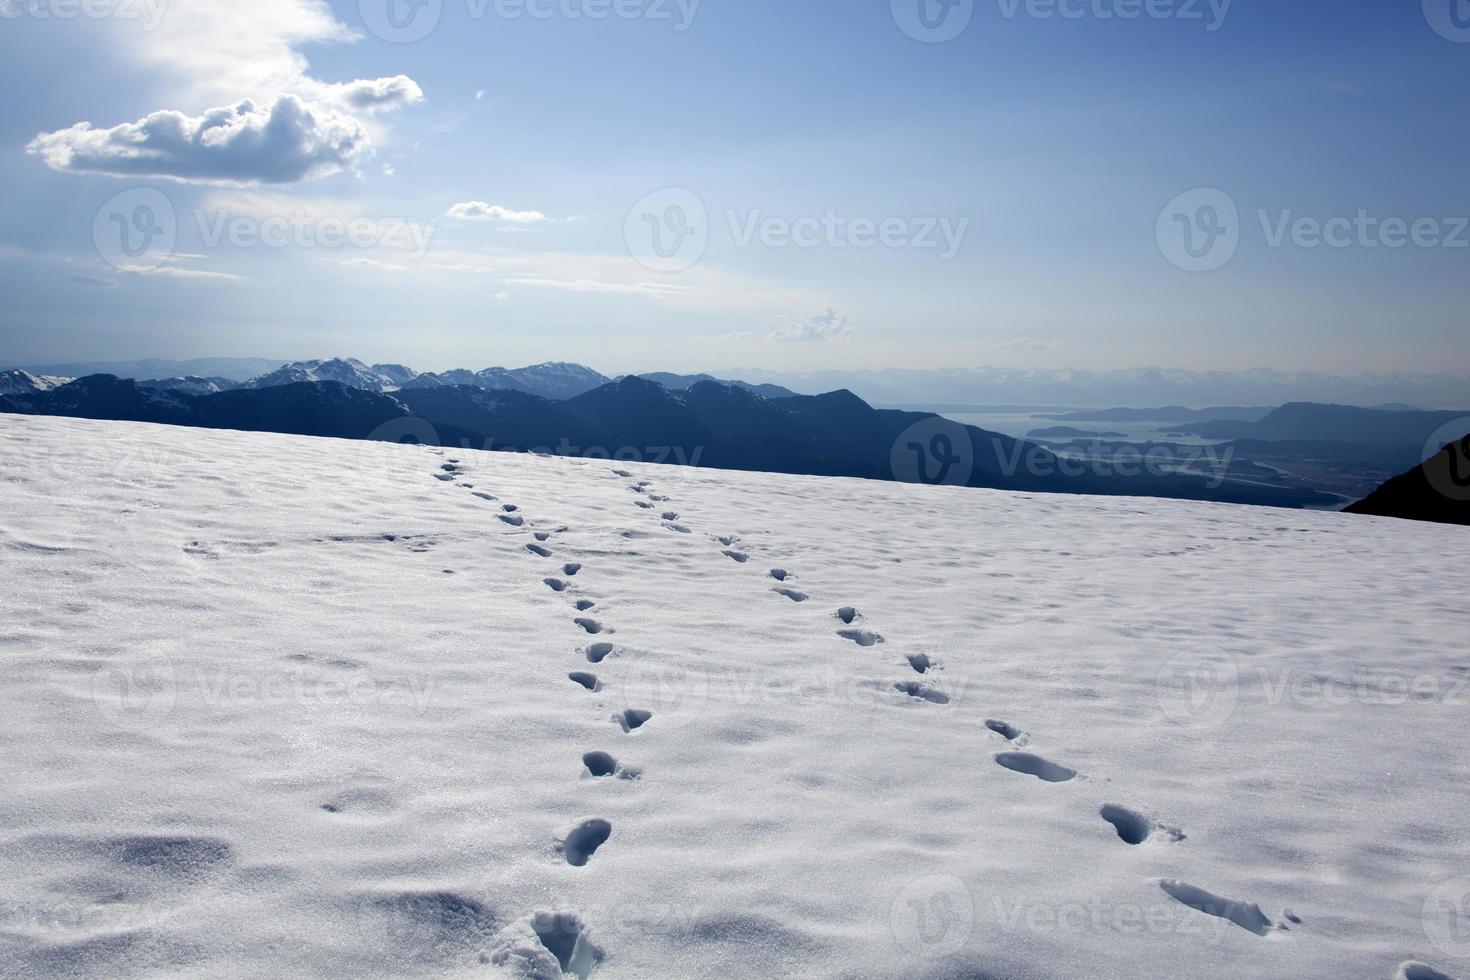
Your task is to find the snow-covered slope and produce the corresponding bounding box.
[1,414,1467,980]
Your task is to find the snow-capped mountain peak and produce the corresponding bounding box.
[0,369,71,396]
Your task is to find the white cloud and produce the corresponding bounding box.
[447,202,549,224]
[501,276,689,298]
[118,264,244,281]
[28,96,368,185]
[1003,337,1057,352]
[316,75,424,114]
[99,0,358,108]
[475,89,488,101]
[27,1,422,185]
[769,308,854,343]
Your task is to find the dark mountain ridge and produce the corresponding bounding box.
[1,374,1339,509]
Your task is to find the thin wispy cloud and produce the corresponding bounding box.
[447,203,549,224]
[770,308,854,343]
[500,276,689,298]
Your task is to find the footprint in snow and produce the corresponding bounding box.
[433,473,455,482]
[574,599,596,611]
[563,563,582,576]
[722,550,749,563]
[615,709,652,732]
[574,618,609,635]
[770,569,791,581]
[499,514,525,527]
[634,501,654,509]
[582,751,638,780]
[544,578,570,593]
[1397,963,1458,980]
[1155,879,1276,937]
[559,819,612,867]
[472,491,496,502]
[907,653,934,673]
[836,607,859,624]
[717,535,737,546]
[836,628,883,647]
[612,469,632,478]
[490,911,603,979]
[583,642,618,664]
[569,671,600,691]
[985,719,1027,743]
[772,588,808,603]
[526,544,553,558]
[894,681,950,704]
[665,524,692,534]
[502,504,518,513]
[535,532,553,542]
[993,751,1078,783]
[1099,804,1183,845]
[660,511,679,521]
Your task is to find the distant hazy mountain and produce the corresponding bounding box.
[1346,437,1470,526]
[0,369,70,396]
[404,362,610,401]
[244,358,409,393]
[1038,406,1274,424]
[1167,403,1470,448]
[1,374,1336,509]
[725,366,1470,410]
[7,357,284,383]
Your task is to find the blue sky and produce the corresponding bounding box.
[1,0,1467,376]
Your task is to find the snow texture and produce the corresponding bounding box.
[1,414,1468,979]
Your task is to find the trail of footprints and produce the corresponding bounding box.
[697,495,1306,950]
[428,453,1318,970]
[421,455,693,976]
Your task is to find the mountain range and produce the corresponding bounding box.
[0,372,1339,509]
[8,358,1468,409]
[724,366,1470,410]
[1163,403,1470,448]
